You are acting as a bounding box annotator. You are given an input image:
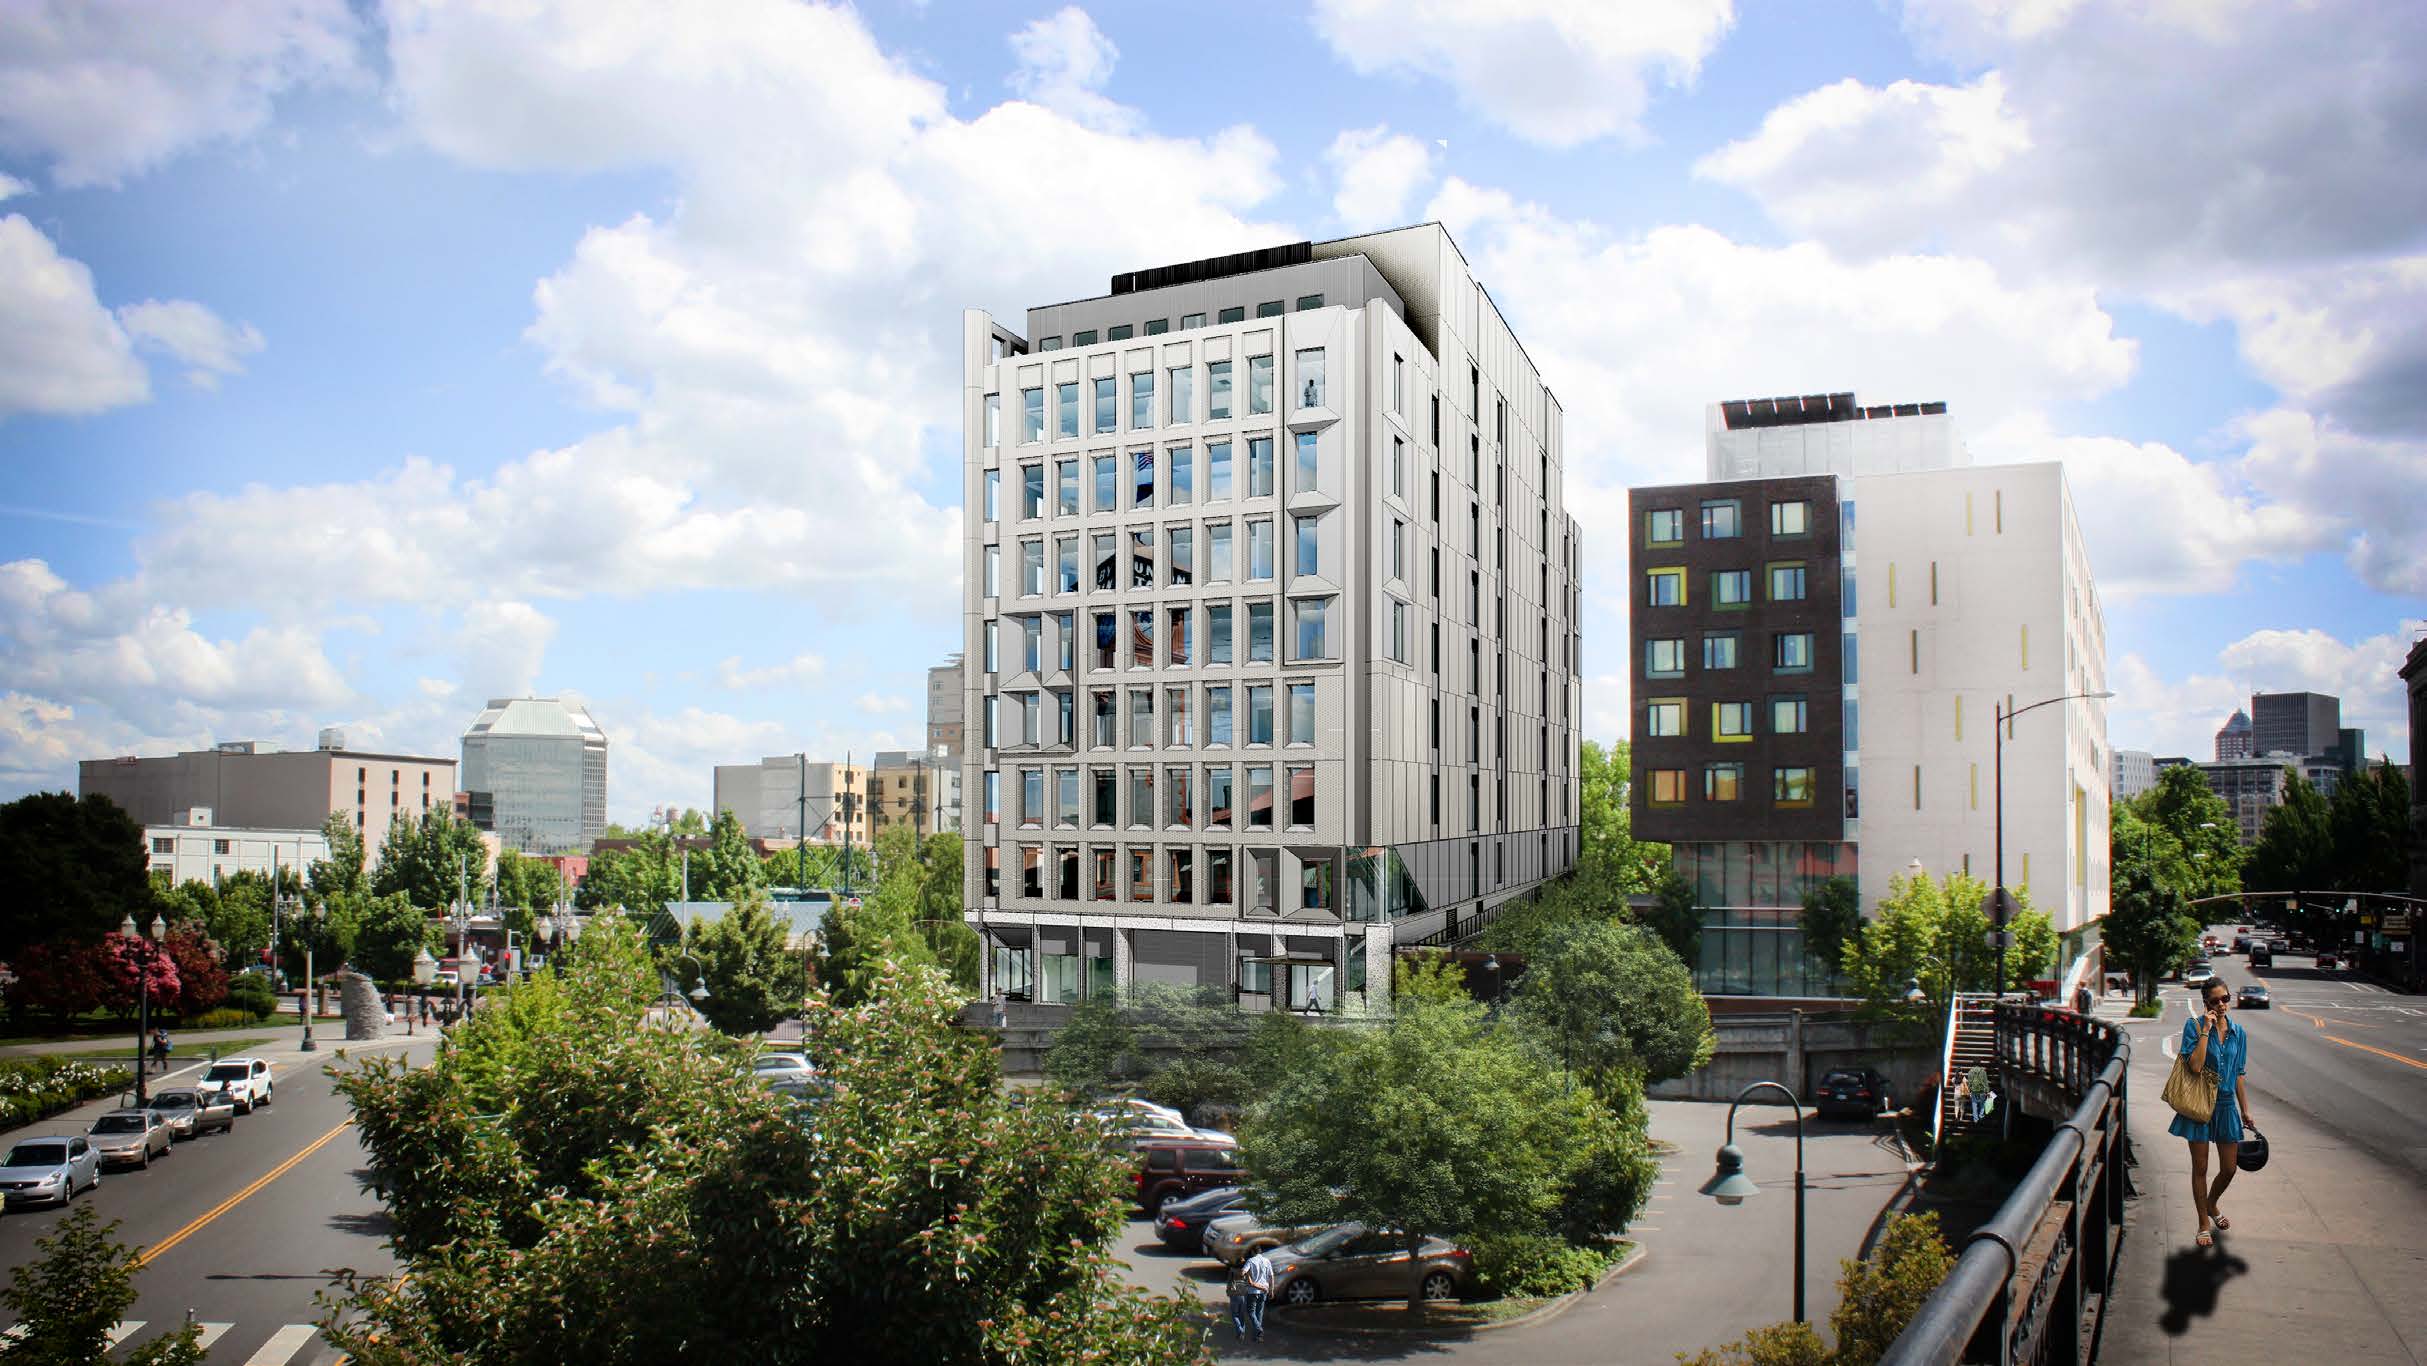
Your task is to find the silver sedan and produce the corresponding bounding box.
[145,1086,238,1139]
[88,1110,174,1169]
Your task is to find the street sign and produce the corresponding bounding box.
[1985,930,2013,949]
[1980,888,2017,922]
[2384,913,2412,934]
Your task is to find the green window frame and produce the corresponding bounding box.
[1644,508,1683,547]
[1647,567,1686,607]
[1645,637,1686,678]
[1712,570,1752,608]
[1701,499,1741,539]
[1770,500,1810,536]
[1767,561,1807,602]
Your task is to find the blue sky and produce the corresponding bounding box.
[2,0,2420,823]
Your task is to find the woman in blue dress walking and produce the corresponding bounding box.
[2171,977,2254,1247]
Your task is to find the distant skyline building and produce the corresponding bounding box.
[2195,756,2292,845]
[460,698,608,855]
[1630,392,2109,997]
[2214,709,2253,760]
[927,654,967,757]
[81,736,454,856]
[712,756,870,846]
[2111,748,2157,801]
[141,809,332,887]
[2251,690,2339,760]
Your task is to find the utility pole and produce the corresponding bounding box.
[842,751,856,896]
[797,751,809,891]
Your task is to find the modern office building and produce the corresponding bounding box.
[459,698,609,855]
[2402,637,2427,900]
[711,756,871,846]
[927,654,967,757]
[2251,690,2338,760]
[2214,710,2253,760]
[2195,756,2292,845]
[1630,393,2109,997]
[82,737,455,855]
[960,225,1581,1012]
[868,748,963,840]
[2111,748,2157,802]
[141,809,331,887]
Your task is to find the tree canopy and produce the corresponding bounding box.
[0,792,154,957]
[1839,868,2058,1024]
[681,889,806,1035]
[2246,767,2332,893]
[2327,759,2410,893]
[369,809,489,910]
[2104,813,2200,1005]
[1511,917,1715,1084]
[327,960,1206,1364]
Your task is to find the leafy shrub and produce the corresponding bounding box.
[1470,1234,1613,1300]
[0,1205,208,1365]
[226,974,279,1019]
[179,1008,259,1031]
[0,1059,133,1128]
[2128,999,2163,1018]
[1678,1321,1832,1366]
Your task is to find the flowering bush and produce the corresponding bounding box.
[0,1058,134,1130]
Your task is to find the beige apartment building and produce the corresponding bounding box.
[82,737,456,856]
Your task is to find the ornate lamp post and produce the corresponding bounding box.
[120,913,168,1106]
[1700,1080,1810,1323]
[298,896,326,1053]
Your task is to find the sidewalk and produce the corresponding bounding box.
[0,1016,363,1061]
[2100,1016,2427,1364]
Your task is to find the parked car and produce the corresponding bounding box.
[1264,1222,1477,1306]
[2314,952,2340,971]
[144,1086,236,1139]
[2237,982,2272,1009]
[1133,1138,1243,1215]
[199,1057,275,1113]
[2183,964,2217,988]
[1154,1185,1250,1253]
[1812,1068,1896,1121]
[751,1052,817,1084]
[0,1136,101,1207]
[87,1110,174,1170]
[1207,1212,1339,1268]
[1096,1096,1188,1127]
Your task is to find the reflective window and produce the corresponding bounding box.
[1247,355,1274,414]
[1169,447,1193,504]
[1021,387,1043,443]
[1293,513,1320,578]
[1056,382,1078,438]
[1208,360,1233,418]
[1208,603,1233,663]
[1132,449,1155,508]
[1246,765,1274,828]
[1092,455,1117,512]
[1247,601,1275,663]
[1168,365,1194,422]
[1208,685,1233,745]
[984,393,1000,447]
[1294,598,1331,660]
[1705,763,1743,802]
[1207,440,1232,499]
[1704,632,1738,669]
[1168,527,1193,586]
[1130,372,1153,429]
[1295,348,1325,408]
[1294,430,1319,492]
[1700,499,1740,539]
[1247,685,1273,744]
[1247,519,1275,580]
[1646,638,1685,678]
[1645,508,1683,545]
[1246,437,1274,497]
[1021,465,1043,519]
[1288,682,1315,745]
[1055,459,1078,516]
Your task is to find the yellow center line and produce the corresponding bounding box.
[135,1118,356,1269]
[2281,1010,2427,1073]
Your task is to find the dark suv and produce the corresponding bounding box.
[1133,1139,1243,1215]
[1813,1068,1895,1121]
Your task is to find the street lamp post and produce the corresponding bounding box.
[120,913,168,1107]
[298,896,326,1052]
[1700,1079,1809,1323]
[1992,690,2115,998]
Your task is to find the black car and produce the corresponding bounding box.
[1153,1185,1249,1252]
[1813,1068,1895,1121]
[2237,983,2271,1008]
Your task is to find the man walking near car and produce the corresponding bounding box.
[1235,1247,1274,1342]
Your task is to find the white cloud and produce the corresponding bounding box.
[1324,125,1436,229]
[0,0,363,188]
[2111,621,2421,764]
[450,601,557,701]
[2229,408,2427,597]
[857,692,910,715]
[0,172,26,201]
[0,214,149,418]
[1006,7,1129,132]
[117,298,265,390]
[715,653,825,691]
[1311,0,1735,147]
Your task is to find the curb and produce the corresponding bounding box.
[1263,1242,1648,1340]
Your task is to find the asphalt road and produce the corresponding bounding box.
[0,1037,429,1364]
[2185,933,2427,1178]
[1120,1096,1923,1363]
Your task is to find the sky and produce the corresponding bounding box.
[1,0,2421,827]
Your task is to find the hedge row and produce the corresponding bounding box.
[0,1058,134,1131]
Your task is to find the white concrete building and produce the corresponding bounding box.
[960,226,1582,1012]
[2111,748,2157,802]
[712,757,869,844]
[143,810,330,887]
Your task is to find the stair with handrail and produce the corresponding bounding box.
[1933,993,2004,1151]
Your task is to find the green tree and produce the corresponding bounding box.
[1512,918,1714,1084]
[2247,767,2333,894]
[156,877,271,968]
[818,855,939,1007]
[1043,993,1141,1096]
[683,890,807,1035]
[1577,739,1670,900]
[2135,763,2242,899]
[370,809,491,909]
[327,963,1207,1365]
[909,832,980,992]
[2328,759,2410,893]
[2108,805,2202,1004]
[579,836,678,914]
[1840,869,2056,1024]
[354,893,440,981]
[690,808,765,903]
[0,792,153,957]
[1241,989,1623,1287]
[1644,872,1703,967]
[552,910,660,1022]
[0,1205,207,1366]
[1800,876,1863,976]
[310,809,368,901]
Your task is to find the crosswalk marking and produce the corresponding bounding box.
[244,1322,321,1365]
[104,1321,144,1347]
[196,1322,235,1349]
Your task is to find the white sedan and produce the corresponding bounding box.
[751,1052,817,1084]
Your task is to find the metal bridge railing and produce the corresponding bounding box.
[1883,1007,2130,1366]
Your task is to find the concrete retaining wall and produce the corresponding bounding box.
[1646,1011,1937,1104]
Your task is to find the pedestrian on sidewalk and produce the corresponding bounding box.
[149,1028,172,1071]
[2171,978,2253,1248]
[1234,1247,1274,1342]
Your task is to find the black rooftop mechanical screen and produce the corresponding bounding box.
[1110,242,1314,295]
[1719,393,1948,429]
